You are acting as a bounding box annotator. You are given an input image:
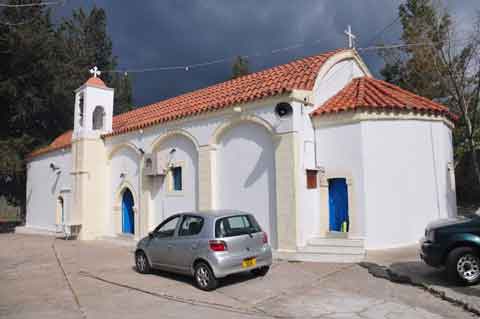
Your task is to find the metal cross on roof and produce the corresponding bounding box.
[89,66,101,78]
[344,25,356,48]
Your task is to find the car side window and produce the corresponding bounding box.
[154,216,180,238]
[179,216,204,236]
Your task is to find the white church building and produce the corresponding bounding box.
[25,49,457,261]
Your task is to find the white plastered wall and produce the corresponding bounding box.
[104,96,294,237]
[108,145,141,236]
[361,120,456,249]
[216,121,277,247]
[296,52,369,247]
[314,123,366,239]
[26,149,72,231]
[150,135,199,227]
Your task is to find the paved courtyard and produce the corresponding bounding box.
[0,234,476,319]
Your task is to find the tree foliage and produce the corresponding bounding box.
[231,56,249,79]
[380,0,480,204]
[0,2,133,213]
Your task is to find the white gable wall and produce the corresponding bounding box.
[361,120,456,249]
[295,56,369,247]
[26,149,72,231]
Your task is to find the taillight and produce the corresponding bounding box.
[262,232,268,244]
[209,240,227,252]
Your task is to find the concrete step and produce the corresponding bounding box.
[299,244,364,255]
[99,235,138,248]
[274,250,365,263]
[307,237,364,247]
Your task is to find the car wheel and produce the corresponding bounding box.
[251,266,270,277]
[194,262,218,291]
[447,247,480,285]
[135,250,151,274]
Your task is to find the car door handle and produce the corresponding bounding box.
[167,244,174,250]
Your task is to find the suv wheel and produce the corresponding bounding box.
[135,250,151,274]
[194,262,218,291]
[447,247,480,285]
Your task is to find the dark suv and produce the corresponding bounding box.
[421,212,480,285]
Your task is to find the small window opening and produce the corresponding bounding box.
[171,166,182,191]
[92,106,105,130]
[78,93,84,127]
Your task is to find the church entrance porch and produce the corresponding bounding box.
[121,189,135,235]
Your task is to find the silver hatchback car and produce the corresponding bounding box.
[135,210,273,290]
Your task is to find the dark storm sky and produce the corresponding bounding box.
[55,0,478,107]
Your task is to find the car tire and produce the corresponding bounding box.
[251,266,270,277]
[194,262,218,291]
[135,250,151,274]
[446,247,480,285]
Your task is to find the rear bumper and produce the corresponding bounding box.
[208,245,273,278]
[420,238,443,268]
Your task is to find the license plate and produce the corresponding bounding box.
[242,257,256,268]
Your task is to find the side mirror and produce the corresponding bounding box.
[148,231,154,238]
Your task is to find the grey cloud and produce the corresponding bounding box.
[55,0,479,107]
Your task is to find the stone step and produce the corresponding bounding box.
[99,235,138,248]
[307,237,364,247]
[274,250,365,263]
[299,244,365,255]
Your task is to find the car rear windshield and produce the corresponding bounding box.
[215,214,262,238]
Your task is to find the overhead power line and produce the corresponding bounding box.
[101,38,470,76]
[0,1,65,7]
[364,15,402,47]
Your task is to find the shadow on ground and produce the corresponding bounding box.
[130,266,260,289]
[361,259,480,314]
[389,261,480,297]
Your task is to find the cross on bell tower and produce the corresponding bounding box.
[344,25,356,48]
[89,66,101,78]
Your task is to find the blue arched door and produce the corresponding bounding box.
[328,178,349,232]
[121,189,135,234]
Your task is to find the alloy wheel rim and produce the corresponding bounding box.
[196,266,209,287]
[137,254,146,272]
[457,253,480,281]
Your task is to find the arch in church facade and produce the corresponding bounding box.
[114,181,139,235]
[210,114,275,146]
[150,129,199,153]
[214,117,278,248]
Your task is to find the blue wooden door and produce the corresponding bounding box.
[328,178,349,232]
[122,189,135,234]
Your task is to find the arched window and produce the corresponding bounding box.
[92,106,105,130]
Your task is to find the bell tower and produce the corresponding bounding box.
[73,66,114,138]
[71,67,114,240]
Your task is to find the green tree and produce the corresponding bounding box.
[0,2,133,216]
[231,56,249,79]
[380,0,480,204]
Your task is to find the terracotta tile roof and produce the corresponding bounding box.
[85,76,107,88]
[28,49,343,159]
[107,49,344,136]
[27,130,73,158]
[311,76,457,121]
